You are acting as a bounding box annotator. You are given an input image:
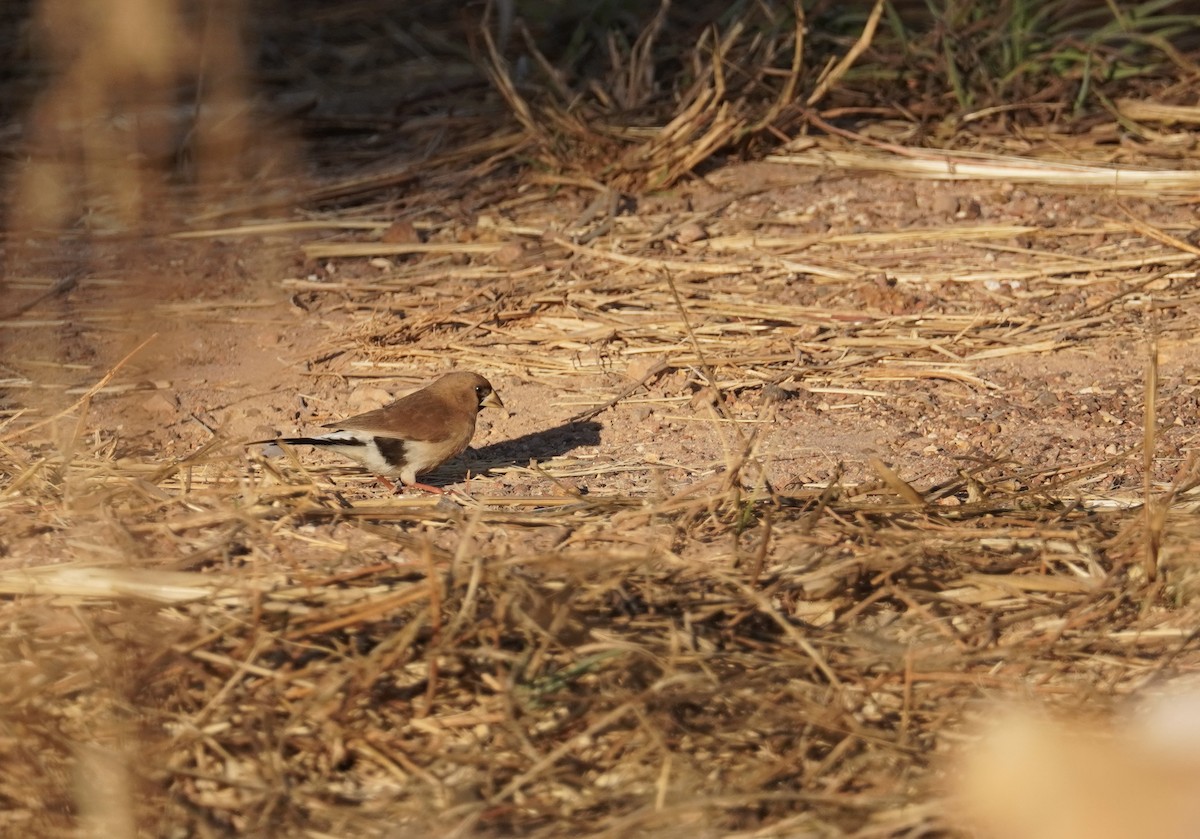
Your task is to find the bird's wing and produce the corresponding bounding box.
[325,389,470,441]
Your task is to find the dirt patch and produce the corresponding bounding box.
[4,155,1200,837]
[6,6,1200,828]
[12,161,1198,501]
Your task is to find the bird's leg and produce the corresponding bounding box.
[400,480,445,495]
[375,475,397,491]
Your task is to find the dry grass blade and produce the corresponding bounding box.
[805,0,884,107]
[1117,205,1200,257]
[869,457,925,506]
[7,3,1200,838]
[478,2,812,190]
[1143,331,1161,584]
[768,141,1200,193]
[0,566,227,601]
[1,335,156,444]
[1116,98,1200,125]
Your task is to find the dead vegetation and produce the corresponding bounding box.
[6,426,1200,837]
[5,1,1200,837]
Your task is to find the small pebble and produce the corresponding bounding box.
[956,199,983,220]
[381,220,420,244]
[551,478,582,497]
[689,387,720,410]
[626,355,666,383]
[494,241,525,265]
[140,392,177,419]
[931,192,959,216]
[676,222,708,244]
[348,386,392,413]
[761,384,791,404]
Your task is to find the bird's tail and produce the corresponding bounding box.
[250,432,368,457]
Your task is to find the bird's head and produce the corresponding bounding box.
[474,381,503,412]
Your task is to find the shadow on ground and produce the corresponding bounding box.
[468,419,603,476]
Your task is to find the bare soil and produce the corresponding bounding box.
[13,162,1200,501]
[6,130,1200,839]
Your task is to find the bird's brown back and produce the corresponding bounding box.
[324,372,487,442]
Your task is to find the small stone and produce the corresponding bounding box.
[761,384,791,404]
[551,478,581,497]
[435,494,462,513]
[626,355,667,384]
[348,386,392,413]
[493,241,525,265]
[140,391,177,419]
[252,423,279,440]
[689,387,720,410]
[956,198,982,220]
[675,222,708,244]
[381,220,420,244]
[931,192,959,216]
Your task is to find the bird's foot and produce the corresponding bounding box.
[400,480,445,495]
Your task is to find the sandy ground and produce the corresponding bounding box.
[7,109,1200,839]
[7,161,1199,509]
[8,5,1200,835]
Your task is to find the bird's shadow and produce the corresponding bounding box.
[445,419,602,481]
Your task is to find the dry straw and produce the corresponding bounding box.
[767,139,1200,195]
[6,1,1200,837]
[8,181,1200,835]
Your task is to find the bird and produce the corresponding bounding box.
[258,371,503,493]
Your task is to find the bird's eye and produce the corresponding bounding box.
[475,386,486,397]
